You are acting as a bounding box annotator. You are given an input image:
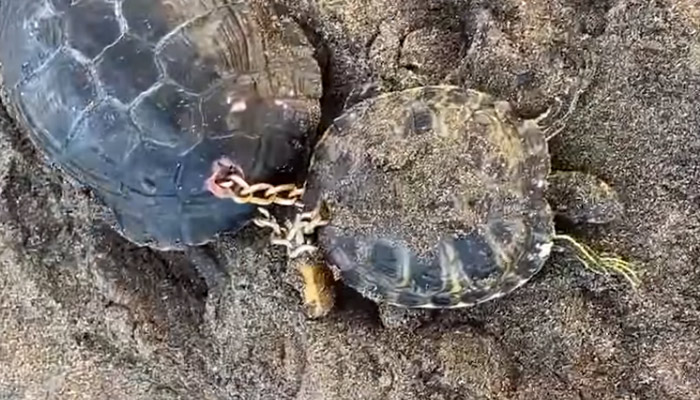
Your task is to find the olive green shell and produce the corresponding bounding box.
[302,85,555,307]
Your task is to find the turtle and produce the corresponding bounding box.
[210,84,639,317]
[0,0,322,253]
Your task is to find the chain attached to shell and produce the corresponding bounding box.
[205,157,306,207]
[207,157,337,318]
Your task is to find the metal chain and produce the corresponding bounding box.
[206,157,329,258]
[252,204,329,259]
[207,158,338,318]
[218,175,305,207]
[207,157,305,207]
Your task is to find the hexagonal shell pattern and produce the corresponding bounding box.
[0,0,322,249]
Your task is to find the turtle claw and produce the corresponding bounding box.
[378,304,429,330]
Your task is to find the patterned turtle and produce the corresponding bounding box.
[212,84,639,316]
[0,0,321,251]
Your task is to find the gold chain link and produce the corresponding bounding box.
[252,204,329,259]
[207,157,306,207]
[207,158,335,318]
[207,157,330,258]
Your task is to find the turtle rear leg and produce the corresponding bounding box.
[185,245,230,296]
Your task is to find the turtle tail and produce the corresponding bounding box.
[552,234,641,287]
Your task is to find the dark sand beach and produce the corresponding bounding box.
[1,1,699,398]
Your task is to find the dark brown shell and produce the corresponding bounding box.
[302,85,555,307]
[0,0,321,250]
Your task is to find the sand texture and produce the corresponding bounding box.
[2,0,700,399]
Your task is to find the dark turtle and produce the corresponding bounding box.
[0,0,321,250]
[292,85,638,310]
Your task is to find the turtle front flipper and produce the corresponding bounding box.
[343,79,387,110]
[185,245,230,294]
[546,170,624,226]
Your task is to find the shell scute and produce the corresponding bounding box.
[450,230,500,282]
[120,140,182,197]
[17,49,98,154]
[64,99,141,191]
[131,83,203,152]
[121,0,184,44]
[97,35,160,104]
[62,0,121,59]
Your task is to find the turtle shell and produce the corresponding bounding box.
[302,85,555,308]
[0,0,321,250]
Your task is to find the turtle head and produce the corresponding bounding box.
[546,171,641,288]
[545,170,624,227]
